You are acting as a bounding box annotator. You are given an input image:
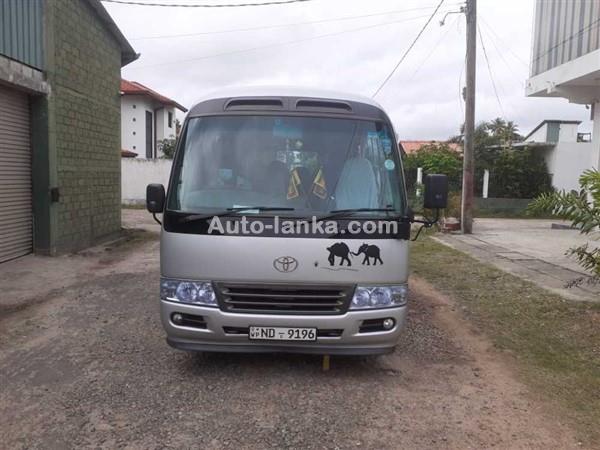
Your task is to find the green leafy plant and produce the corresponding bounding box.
[528,169,600,285]
[450,118,552,198]
[159,136,177,159]
[487,146,553,198]
[404,143,463,192]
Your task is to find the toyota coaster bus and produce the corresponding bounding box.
[147,87,447,355]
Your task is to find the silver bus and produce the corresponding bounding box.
[147,87,447,355]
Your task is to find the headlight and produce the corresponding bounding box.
[350,285,408,310]
[160,278,217,306]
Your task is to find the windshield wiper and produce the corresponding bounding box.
[178,207,295,223]
[315,208,398,222]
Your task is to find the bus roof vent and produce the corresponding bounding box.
[225,98,284,111]
[295,99,352,113]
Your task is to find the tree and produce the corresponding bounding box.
[487,118,521,145]
[403,143,463,191]
[449,119,549,198]
[488,146,553,198]
[160,136,177,159]
[451,118,523,147]
[528,169,600,286]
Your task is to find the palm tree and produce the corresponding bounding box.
[488,118,506,137]
[503,120,521,143]
[487,118,522,145]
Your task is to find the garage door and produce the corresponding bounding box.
[0,85,32,263]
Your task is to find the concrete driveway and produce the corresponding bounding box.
[0,210,581,448]
[437,218,600,302]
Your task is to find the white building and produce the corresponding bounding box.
[120,79,187,159]
[518,120,594,191]
[526,0,600,183]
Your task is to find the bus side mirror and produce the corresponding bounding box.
[423,174,448,209]
[146,184,165,213]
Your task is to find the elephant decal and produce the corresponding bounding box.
[325,243,383,267]
[353,243,383,266]
[326,242,352,266]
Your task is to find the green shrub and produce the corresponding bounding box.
[404,143,463,193]
[159,137,177,159]
[487,147,553,198]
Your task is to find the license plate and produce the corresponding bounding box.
[249,326,317,341]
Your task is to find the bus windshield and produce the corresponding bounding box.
[167,115,406,217]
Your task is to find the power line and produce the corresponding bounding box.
[127,12,446,69]
[102,0,312,7]
[371,0,446,98]
[478,23,525,89]
[130,4,458,40]
[478,24,504,117]
[479,16,528,68]
[408,15,459,81]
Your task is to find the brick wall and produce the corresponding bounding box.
[47,0,123,252]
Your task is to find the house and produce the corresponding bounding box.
[0,0,138,262]
[398,140,462,157]
[526,0,600,181]
[512,120,595,191]
[120,79,187,159]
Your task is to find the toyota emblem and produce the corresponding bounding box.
[273,256,299,273]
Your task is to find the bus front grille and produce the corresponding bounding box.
[214,283,354,315]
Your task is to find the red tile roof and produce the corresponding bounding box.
[120,79,188,112]
[121,149,138,158]
[399,140,462,155]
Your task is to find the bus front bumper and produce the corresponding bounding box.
[160,300,407,355]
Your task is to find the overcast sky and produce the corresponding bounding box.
[103,0,592,140]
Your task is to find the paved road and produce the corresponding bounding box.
[437,218,600,302]
[0,221,581,449]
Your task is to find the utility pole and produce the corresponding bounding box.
[461,0,476,234]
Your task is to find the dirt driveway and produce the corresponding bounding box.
[0,223,582,448]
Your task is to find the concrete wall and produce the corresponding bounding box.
[475,197,532,215]
[122,158,172,204]
[528,122,579,143]
[36,0,124,254]
[527,124,548,143]
[541,142,597,191]
[558,123,579,142]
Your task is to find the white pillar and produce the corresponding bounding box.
[594,102,600,168]
[483,169,490,199]
[416,167,423,197]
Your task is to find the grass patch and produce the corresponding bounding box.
[411,237,600,444]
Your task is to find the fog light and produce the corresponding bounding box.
[172,313,184,324]
[382,318,395,330]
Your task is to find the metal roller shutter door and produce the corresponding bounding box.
[0,85,32,263]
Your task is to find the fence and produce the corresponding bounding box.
[122,158,172,205]
[475,197,532,215]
